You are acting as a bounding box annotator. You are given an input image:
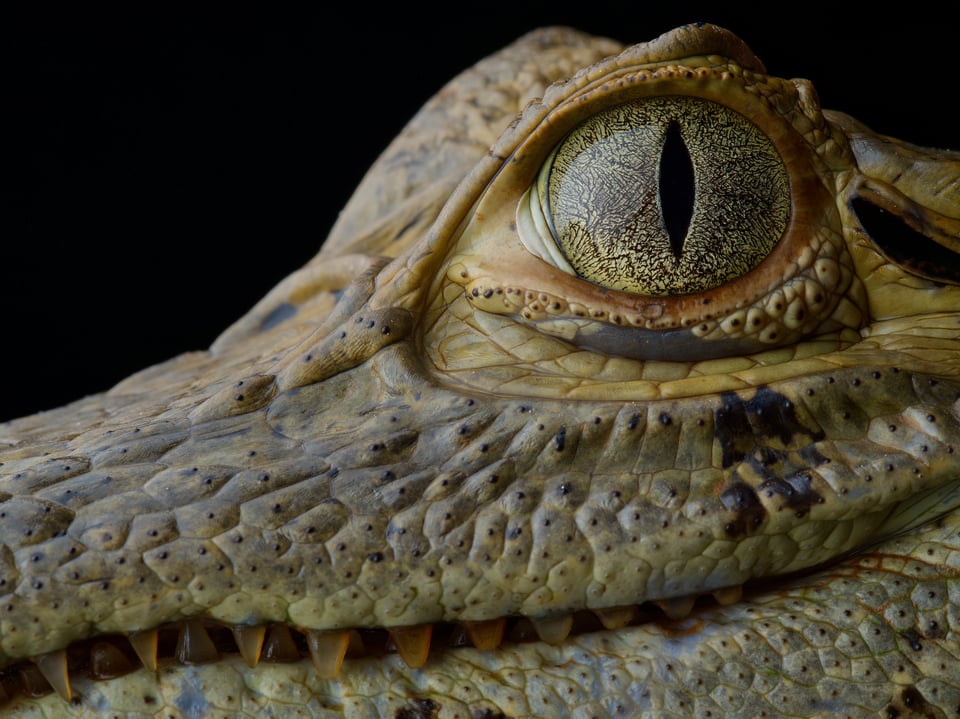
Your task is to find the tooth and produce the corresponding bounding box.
[463,618,506,650]
[388,624,433,668]
[33,650,71,702]
[263,624,300,662]
[176,620,220,664]
[232,625,266,668]
[655,595,697,620]
[305,630,350,679]
[128,629,158,671]
[531,615,573,644]
[90,641,134,679]
[713,585,743,606]
[594,605,639,630]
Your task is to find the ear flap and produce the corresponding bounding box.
[830,110,960,285]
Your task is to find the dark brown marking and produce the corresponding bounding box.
[720,482,766,537]
[396,698,440,719]
[884,685,943,718]
[473,710,513,719]
[757,472,822,516]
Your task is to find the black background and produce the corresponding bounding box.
[2,7,956,421]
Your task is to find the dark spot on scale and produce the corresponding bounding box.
[715,388,826,469]
[720,483,766,537]
[758,472,823,515]
[554,426,566,451]
[885,686,936,719]
[901,630,923,651]
[627,414,640,430]
[659,413,672,425]
[472,708,512,719]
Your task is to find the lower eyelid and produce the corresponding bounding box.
[570,324,770,362]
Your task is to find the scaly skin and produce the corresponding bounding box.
[3,24,960,718]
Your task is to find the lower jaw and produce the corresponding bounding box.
[1,623,713,719]
[0,587,740,707]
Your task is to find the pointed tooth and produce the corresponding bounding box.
[713,585,743,606]
[594,606,639,630]
[305,630,349,679]
[655,595,697,620]
[33,650,71,702]
[388,624,433,668]
[177,620,220,664]
[263,624,300,663]
[90,641,134,679]
[128,629,158,671]
[531,614,573,645]
[232,625,266,668]
[463,618,506,650]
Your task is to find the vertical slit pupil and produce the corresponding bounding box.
[659,121,695,259]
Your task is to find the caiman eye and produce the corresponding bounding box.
[534,97,791,296]
[426,54,865,396]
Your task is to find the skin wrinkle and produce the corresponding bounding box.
[3,22,960,719]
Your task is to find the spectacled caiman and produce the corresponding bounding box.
[3,22,960,719]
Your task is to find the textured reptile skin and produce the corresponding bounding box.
[2,24,960,718]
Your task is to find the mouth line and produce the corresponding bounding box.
[0,583,749,705]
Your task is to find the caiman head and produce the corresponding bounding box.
[3,23,960,718]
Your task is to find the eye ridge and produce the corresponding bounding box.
[659,120,695,259]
